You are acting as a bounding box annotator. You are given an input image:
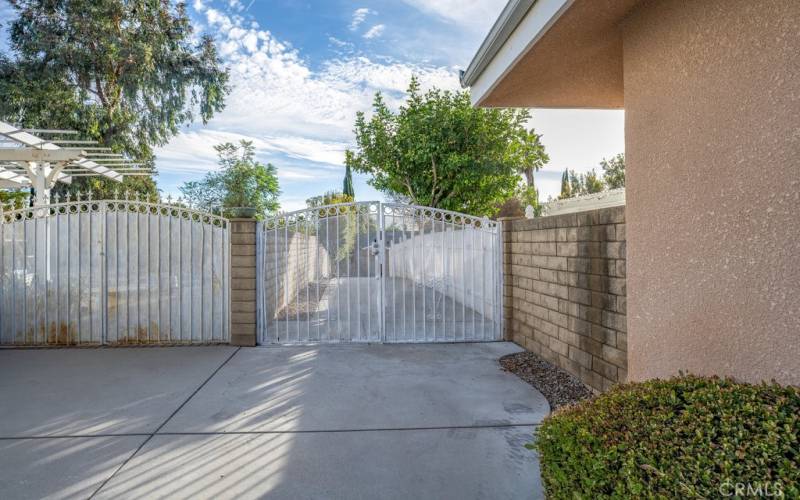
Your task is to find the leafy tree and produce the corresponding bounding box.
[0,0,229,198]
[0,189,29,210]
[180,141,280,218]
[510,128,549,188]
[601,153,625,189]
[345,77,541,217]
[516,184,541,216]
[559,168,605,199]
[342,164,355,198]
[508,127,547,215]
[305,190,367,263]
[306,190,353,208]
[580,169,605,194]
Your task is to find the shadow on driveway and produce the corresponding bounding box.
[0,343,547,499]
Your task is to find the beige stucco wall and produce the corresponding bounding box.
[479,0,637,109]
[622,0,800,385]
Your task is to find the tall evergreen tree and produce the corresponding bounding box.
[569,170,582,197]
[559,169,572,199]
[343,163,355,198]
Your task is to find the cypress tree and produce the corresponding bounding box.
[343,163,355,198]
[560,169,572,199]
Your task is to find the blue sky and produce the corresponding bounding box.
[1,0,624,210]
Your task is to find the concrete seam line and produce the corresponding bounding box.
[0,422,542,441]
[0,433,151,440]
[88,347,242,499]
[158,423,543,434]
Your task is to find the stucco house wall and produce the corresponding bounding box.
[622,0,800,385]
[463,0,799,387]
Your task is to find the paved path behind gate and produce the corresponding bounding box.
[0,343,547,499]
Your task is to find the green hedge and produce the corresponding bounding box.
[532,376,799,499]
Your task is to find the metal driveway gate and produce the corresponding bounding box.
[257,201,502,344]
[0,196,230,345]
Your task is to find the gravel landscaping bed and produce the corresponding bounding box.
[500,351,593,410]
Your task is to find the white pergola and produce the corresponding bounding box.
[0,121,152,206]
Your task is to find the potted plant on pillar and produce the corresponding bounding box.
[180,140,280,219]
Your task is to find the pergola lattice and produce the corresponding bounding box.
[0,121,152,205]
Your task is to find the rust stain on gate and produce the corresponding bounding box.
[0,198,231,346]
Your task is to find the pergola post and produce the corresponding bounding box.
[1,121,142,197]
[30,162,51,207]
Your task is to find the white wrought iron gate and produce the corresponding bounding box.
[256,201,502,344]
[0,196,230,345]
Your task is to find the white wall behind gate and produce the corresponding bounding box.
[385,225,499,324]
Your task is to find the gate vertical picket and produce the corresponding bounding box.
[0,198,230,346]
[255,201,502,345]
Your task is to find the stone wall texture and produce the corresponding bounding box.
[504,206,627,392]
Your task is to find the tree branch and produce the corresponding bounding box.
[399,159,416,201]
[430,156,437,204]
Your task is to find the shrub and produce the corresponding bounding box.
[532,376,799,499]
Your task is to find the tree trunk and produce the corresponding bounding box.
[524,167,534,187]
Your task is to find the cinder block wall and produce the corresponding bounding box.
[230,220,257,346]
[504,206,627,392]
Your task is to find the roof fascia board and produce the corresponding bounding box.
[464,0,574,106]
[460,0,536,88]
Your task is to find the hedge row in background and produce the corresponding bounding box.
[532,376,799,498]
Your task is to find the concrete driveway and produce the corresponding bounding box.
[0,343,548,499]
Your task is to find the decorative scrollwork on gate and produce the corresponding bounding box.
[261,201,380,231]
[0,197,229,228]
[380,203,497,231]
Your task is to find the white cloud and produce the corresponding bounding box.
[321,57,458,97]
[184,8,458,142]
[400,0,503,33]
[154,130,349,175]
[363,24,385,39]
[349,8,374,31]
[328,37,349,48]
[155,4,473,207]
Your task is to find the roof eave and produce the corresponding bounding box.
[459,0,537,88]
